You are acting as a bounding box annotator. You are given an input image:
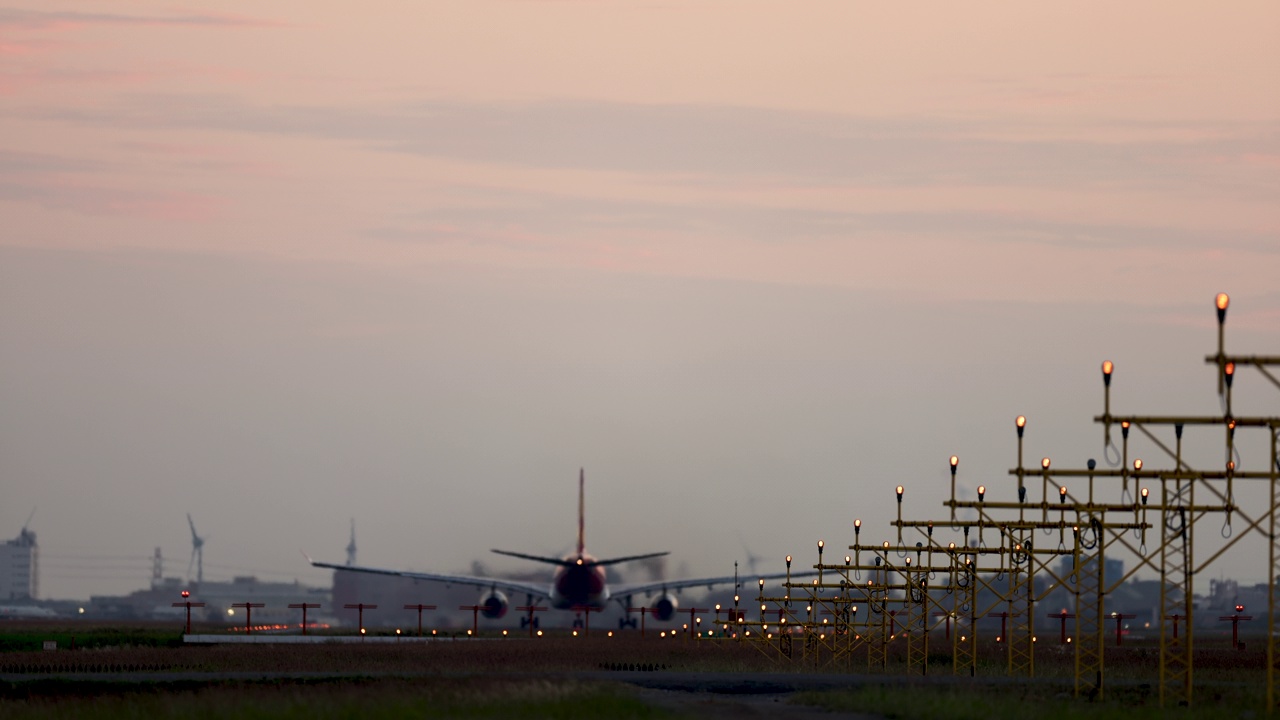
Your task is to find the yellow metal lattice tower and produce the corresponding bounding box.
[1270,427,1280,711]
[743,292,1277,711]
[1158,466,1193,708]
[1005,527,1035,676]
[1074,513,1105,699]
[950,553,976,676]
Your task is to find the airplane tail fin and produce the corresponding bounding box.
[492,470,670,570]
[577,468,585,558]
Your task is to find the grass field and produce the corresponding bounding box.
[0,621,1272,719]
[796,682,1265,720]
[0,622,183,653]
[2,677,669,719]
[0,632,778,675]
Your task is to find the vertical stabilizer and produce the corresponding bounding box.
[577,468,585,557]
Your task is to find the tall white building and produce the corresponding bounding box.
[0,527,38,600]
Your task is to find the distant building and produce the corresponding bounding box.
[0,527,38,600]
[88,575,329,625]
[191,576,330,626]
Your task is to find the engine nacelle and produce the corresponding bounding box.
[651,593,678,622]
[479,590,509,619]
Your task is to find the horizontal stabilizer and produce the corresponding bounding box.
[588,551,670,567]
[490,548,670,568]
[490,549,575,567]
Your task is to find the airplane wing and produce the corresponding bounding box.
[613,569,818,600]
[308,558,550,602]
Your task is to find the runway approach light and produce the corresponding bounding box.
[977,485,986,502]
[1016,415,1026,438]
[950,456,959,474]
[1134,459,1143,472]
[1225,362,1235,389]
[1217,293,1230,323]
[895,486,904,502]
[1059,486,1068,503]
[1041,457,1051,470]
[1102,360,1113,386]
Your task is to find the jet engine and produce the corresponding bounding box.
[479,590,509,619]
[651,593,679,622]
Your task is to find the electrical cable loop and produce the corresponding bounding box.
[1104,441,1121,467]
[1080,518,1101,551]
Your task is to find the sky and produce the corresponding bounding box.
[1,1,1277,601]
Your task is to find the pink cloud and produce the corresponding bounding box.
[0,37,51,55]
[1240,153,1280,169]
[4,178,228,223]
[0,9,288,30]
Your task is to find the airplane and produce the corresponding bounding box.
[308,468,808,628]
[0,605,57,619]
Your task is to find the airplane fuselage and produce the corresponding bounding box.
[549,552,609,610]
[0,605,56,619]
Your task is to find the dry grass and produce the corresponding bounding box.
[1,676,669,719]
[795,681,1265,720]
[0,634,775,675]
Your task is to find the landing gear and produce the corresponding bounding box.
[572,614,584,629]
[519,615,540,630]
[619,594,637,630]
